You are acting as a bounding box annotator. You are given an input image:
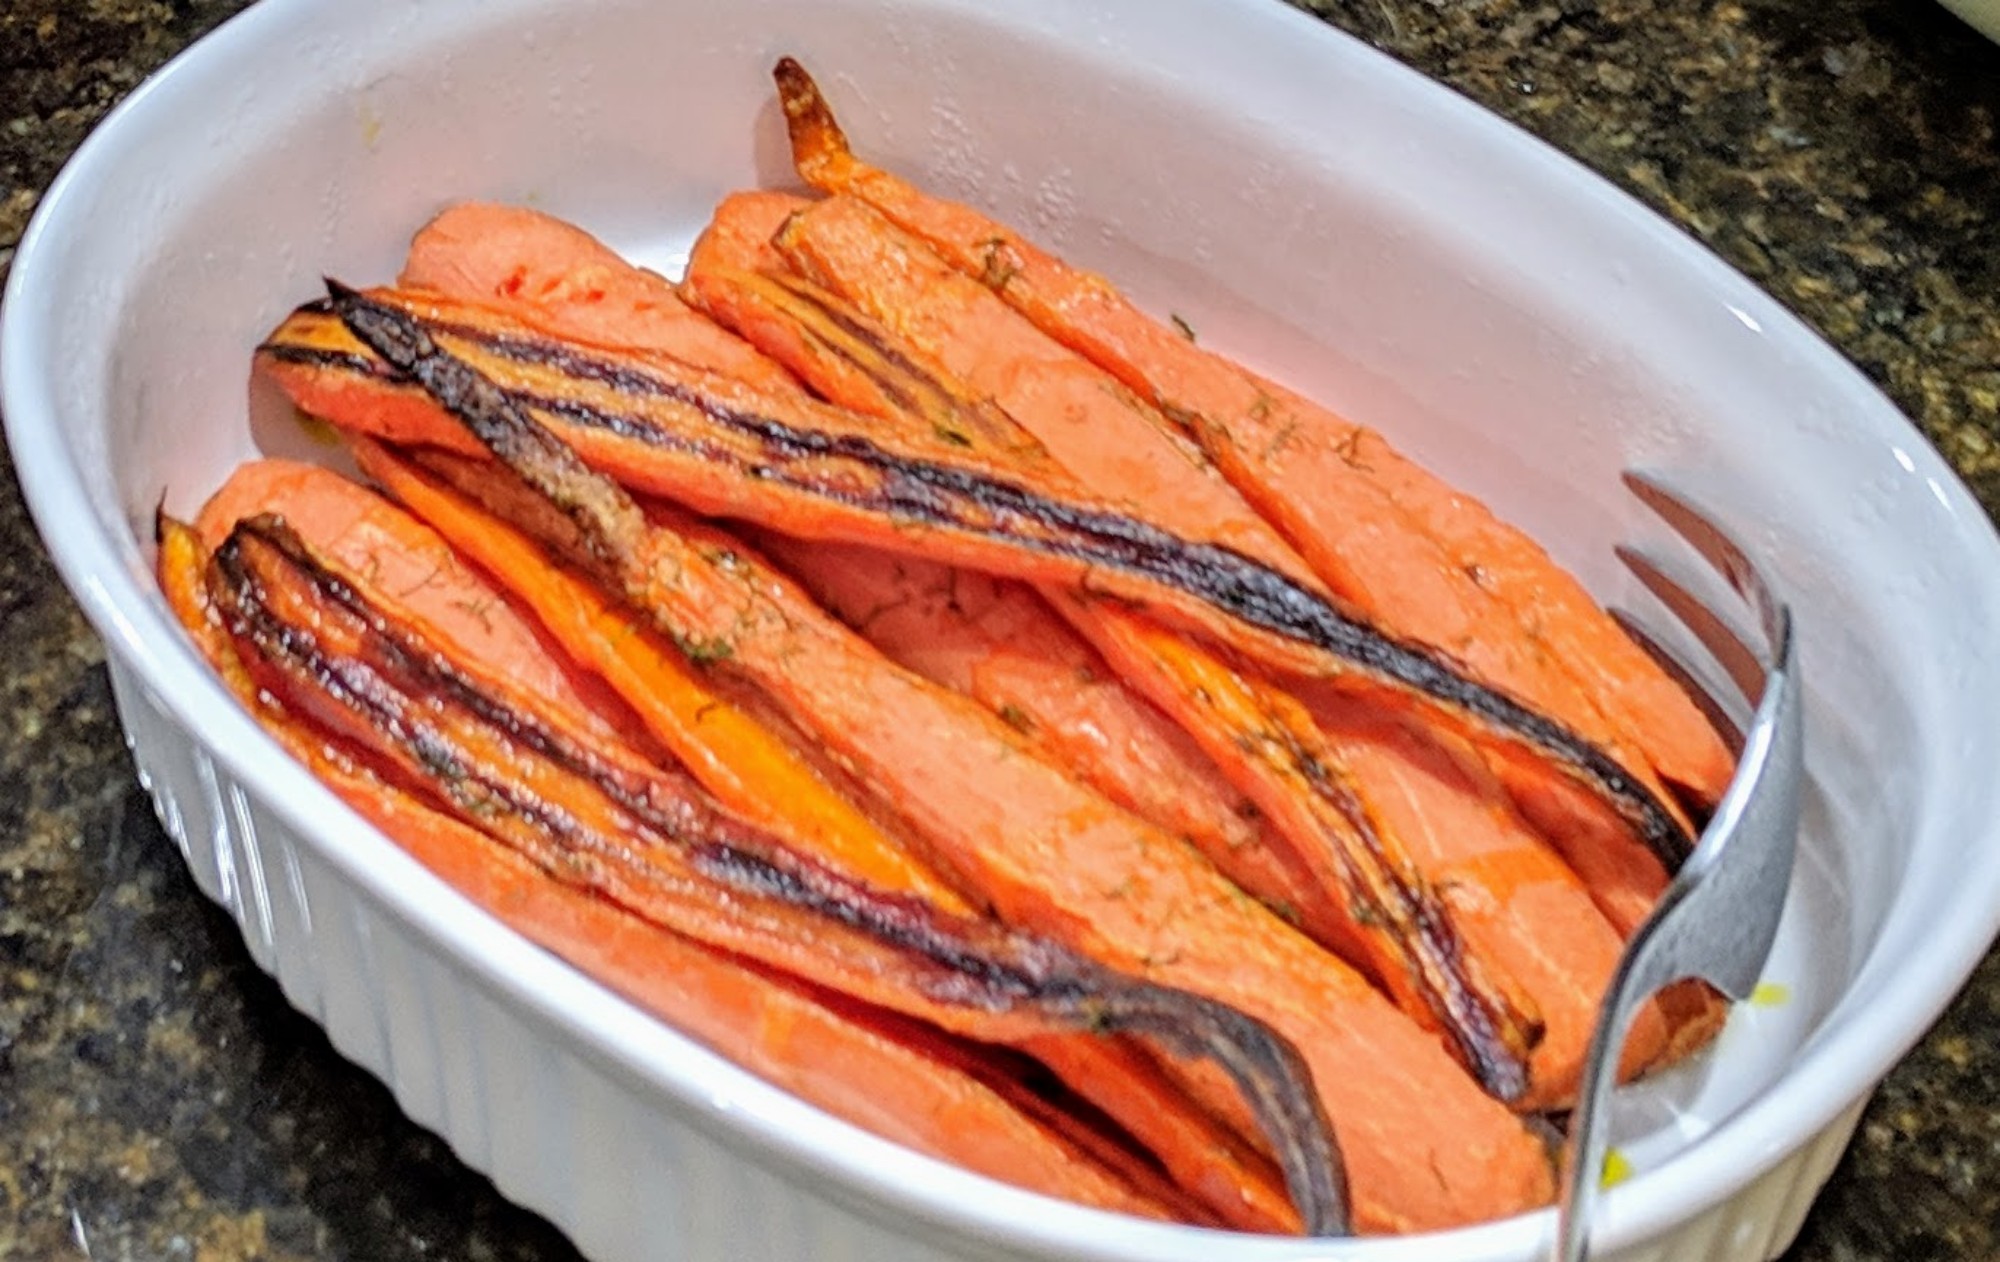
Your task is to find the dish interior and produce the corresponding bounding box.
[11,0,2000,1252]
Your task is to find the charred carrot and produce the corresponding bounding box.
[191,456,654,754]
[259,284,1690,871]
[203,459,1302,1233]
[772,56,1731,813]
[740,202,1691,1099]
[683,261,1049,469]
[328,290,1556,1233]
[164,516,1204,1219]
[759,535,1326,943]
[400,201,805,397]
[767,80,1715,1006]
[206,508,1349,1233]
[693,259,1543,1094]
[675,252,1538,1097]
[358,438,1312,1228]
[1307,694,1669,1106]
[340,441,953,899]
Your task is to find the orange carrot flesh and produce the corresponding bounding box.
[384,212,1683,1106]
[771,197,1317,587]
[404,210,1336,1192]
[741,198,1686,1101]
[205,505,1351,1232]
[164,515,1193,1220]
[205,456,1312,1235]
[1307,698,1668,1107]
[261,286,1692,871]
[362,434,1320,1230]
[683,263,1050,470]
[191,457,652,756]
[620,506,1555,1232]
[400,201,805,397]
[766,79,1716,968]
[1301,410,1734,806]
[686,190,813,281]
[346,437,956,903]
[681,242,1561,1097]
[326,292,1555,1232]
[759,536,1317,930]
[772,56,1732,814]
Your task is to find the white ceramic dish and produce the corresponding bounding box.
[1940,0,2000,43]
[8,0,2000,1259]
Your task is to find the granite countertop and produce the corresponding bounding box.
[2,1,1995,1258]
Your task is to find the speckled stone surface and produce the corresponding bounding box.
[2,1,1995,1259]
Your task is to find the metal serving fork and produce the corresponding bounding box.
[1553,471,1804,1262]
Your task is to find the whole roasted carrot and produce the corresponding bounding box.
[202,505,1349,1233]
[739,202,1688,1101]
[258,285,1690,871]
[158,512,1202,1221]
[353,439,1304,1233]
[327,288,1557,1234]
[673,253,1539,1098]
[771,55,1731,814]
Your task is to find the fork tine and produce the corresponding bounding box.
[1616,545,1768,706]
[1608,607,1747,758]
[1622,471,1784,643]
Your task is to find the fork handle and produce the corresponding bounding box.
[1553,920,1689,1262]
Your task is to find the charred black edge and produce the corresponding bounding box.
[741,271,928,415]
[1280,727,1537,1104]
[305,285,1690,869]
[219,511,1351,1235]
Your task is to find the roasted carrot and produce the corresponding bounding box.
[1307,695,1668,1105]
[675,250,1539,1096]
[222,451,1301,1231]
[329,289,1554,1234]
[205,504,1349,1232]
[772,56,1731,815]
[355,440,1303,1233]
[191,456,654,756]
[162,514,1207,1220]
[400,201,805,397]
[759,535,1326,941]
[335,441,949,900]
[747,199,1691,1099]
[765,72,1716,983]
[258,285,1690,873]
[239,434,1304,1230]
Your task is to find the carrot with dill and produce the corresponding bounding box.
[401,227,1326,1190]
[761,535,1330,938]
[159,511,1206,1222]
[675,251,1538,1095]
[353,439,1303,1233]
[751,198,1682,1099]
[771,56,1731,816]
[325,285,1555,1234]
[199,498,1349,1232]
[255,284,1691,876]
[269,244,1311,1225]
[341,441,952,899]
